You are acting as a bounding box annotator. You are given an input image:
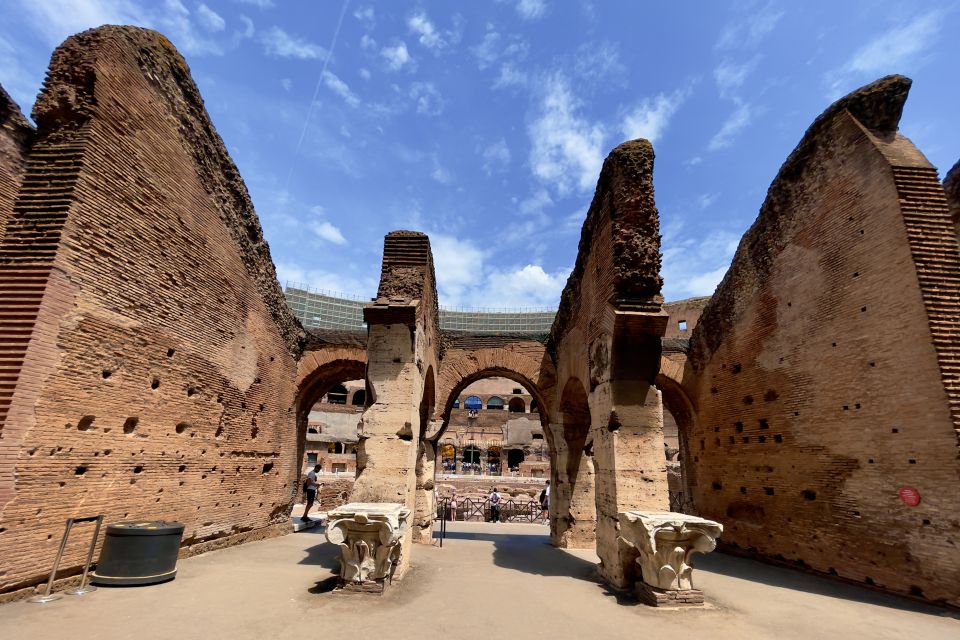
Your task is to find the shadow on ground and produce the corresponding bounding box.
[697,553,959,618]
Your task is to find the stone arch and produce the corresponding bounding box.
[656,372,697,512]
[508,397,526,413]
[553,376,595,548]
[487,396,505,410]
[294,344,367,480]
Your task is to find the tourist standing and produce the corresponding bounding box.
[539,480,550,524]
[449,491,458,521]
[302,464,322,523]
[489,488,502,523]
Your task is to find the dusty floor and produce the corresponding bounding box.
[1,521,956,640]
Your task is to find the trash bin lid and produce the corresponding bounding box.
[105,520,185,536]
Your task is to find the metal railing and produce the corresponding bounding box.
[435,497,546,523]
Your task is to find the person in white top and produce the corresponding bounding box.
[488,488,502,523]
[302,464,321,523]
[538,480,550,524]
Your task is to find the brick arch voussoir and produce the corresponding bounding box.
[436,347,550,417]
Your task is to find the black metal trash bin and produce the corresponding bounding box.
[91,521,185,586]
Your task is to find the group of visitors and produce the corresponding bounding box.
[441,480,550,524]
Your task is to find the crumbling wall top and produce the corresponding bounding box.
[690,75,912,366]
[945,159,960,230]
[33,25,304,353]
[0,84,33,143]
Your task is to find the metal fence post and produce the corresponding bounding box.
[66,515,104,596]
[29,518,74,604]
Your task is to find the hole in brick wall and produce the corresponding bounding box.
[262,462,273,473]
[869,361,875,367]
[700,439,705,450]
[786,302,791,307]
[853,272,859,277]
[251,426,259,439]
[710,387,718,395]
[178,464,187,472]
[759,419,769,429]
[853,510,860,517]
[742,436,749,443]
[802,489,816,501]
[217,394,223,403]
[133,465,143,474]
[729,436,735,444]
[908,459,916,464]
[764,390,778,402]
[102,370,112,379]
[828,567,838,576]
[714,426,720,432]
[758,435,766,443]
[711,482,722,490]
[58,481,65,487]
[922,519,930,525]
[176,423,190,434]
[269,356,275,362]
[864,577,875,585]
[167,348,175,357]
[891,428,898,433]
[843,405,849,410]
[740,486,747,494]
[151,378,160,390]
[77,416,95,431]
[743,395,753,405]
[75,465,87,475]
[187,387,197,397]
[254,377,261,384]
[909,586,923,597]
[240,402,246,410]
[861,307,866,312]
[735,422,744,433]
[215,424,224,438]
[764,487,775,496]
[732,364,742,374]
[123,417,139,434]
[855,403,861,409]
[259,404,266,412]
[832,342,837,347]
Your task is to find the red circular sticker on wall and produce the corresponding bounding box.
[898,487,921,507]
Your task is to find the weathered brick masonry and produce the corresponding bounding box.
[0,27,304,595]
[945,160,959,241]
[0,86,33,240]
[685,76,960,606]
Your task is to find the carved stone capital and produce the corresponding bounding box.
[326,503,411,586]
[618,511,722,591]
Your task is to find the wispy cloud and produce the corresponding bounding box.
[307,206,347,245]
[407,11,463,52]
[480,138,512,175]
[261,26,328,59]
[472,28,528,70]
[715,2,784,51]
[381,41,413,71]
[233,0,274,9]
[409,82,444,115]
[825,10,945,96]
[353,6,375,27]
[516,0,548,21]
[621,86,691,144]
[528,73,606,195]
[196,3,225,32]
[708,103,752,151]
[322,71,360,107]
[662,231,740,298]
[714,56,760,98]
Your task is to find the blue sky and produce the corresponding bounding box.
[1,1,957,308]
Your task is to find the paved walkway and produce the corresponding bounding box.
[1,522,956,640]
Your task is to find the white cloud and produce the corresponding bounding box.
[196,3,225,32]
[234,0,274,8]
[662,231,739,299]
[359,68,371,80]
[353,6,375,27]
[408,12,443,49]
[697,193,719,209]
[430,234,488,304]
[381,42,412,71]
[621,87,690,143]
[472,28,528,69]
[237,15,255,39]
[518,189,553,215]
[280,77,292,91]
[716,2,784,51]
[310,221,347,245]
[322,71,360,107]
[708,103,752,151]
[573,41,625,84]
[261,26,328,59]
[826,10,944,96]
[360,34,376,50]
[492,63,527,89]
[714,56,760,98]
[685,156,703,167]
[528,74,606,195]
[409,82,444,115]
[480,264,568,308]
[480,138,511,174]
[516,0,548,21]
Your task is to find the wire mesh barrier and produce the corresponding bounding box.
[669,491,698,515]
[435,497,546,523]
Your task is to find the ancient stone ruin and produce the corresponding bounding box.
[0,26,958,609]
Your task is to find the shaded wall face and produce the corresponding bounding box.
[686,113,960,605]
[0,31,299,593]
[0,86,33,238]
[662,297,709,339]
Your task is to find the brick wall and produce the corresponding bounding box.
[944,160,959,241]
[685,76,960,606]
[662,297,709,339]
[0,85,33,239]
[0,27,303,595]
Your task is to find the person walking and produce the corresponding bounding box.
[489,487,502,523]
[302,464,321,523]
[538,480,550,525]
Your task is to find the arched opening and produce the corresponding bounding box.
[487,396,505,410]
[530,398,538,413]
[464,395,482,415]
[351,389,366,406]
[656,373,697,514]
[440,442,456,472]
[553,376,595,548]
[453,398,460,409]
[508,397,525,413]
[325,384,348,404]
[463,445,481,465]
[507,448,525,470]
[487,445,502,475]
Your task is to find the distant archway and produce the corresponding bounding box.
[553,376,595,548]
[351,389,366,406]
[487,396,505,410]
[508,397,525,413]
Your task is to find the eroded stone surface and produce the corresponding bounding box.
[619,511,722,592]
[326,502,410,589]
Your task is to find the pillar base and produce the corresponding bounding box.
[635,582,705,607]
